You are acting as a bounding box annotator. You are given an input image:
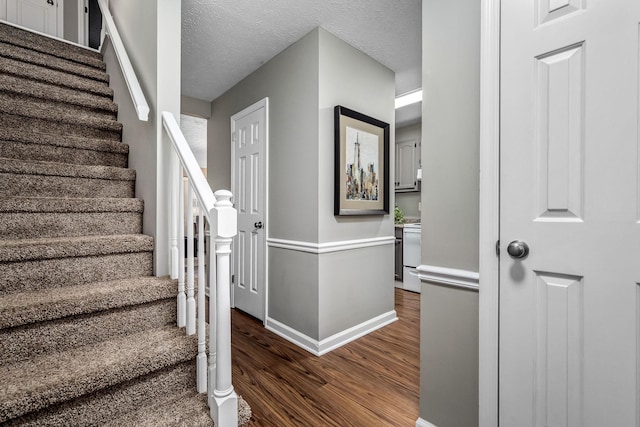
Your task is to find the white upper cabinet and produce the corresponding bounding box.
[395,138,420,192]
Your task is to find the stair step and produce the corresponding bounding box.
[0,74,118,119]
[0,56,113,98]
[105,390,214,427]
[0,326,197,423]
[0,234,154,295]
[1,300,176,367]
[0,41,109,84]
[0,276,175,330]
[0,287,175,364]
[0,197,143,239]
[0,100,122,141]
[6,361,196,427]
[0,128,128,167]
[0,158,135,198]
[0,23,104,71]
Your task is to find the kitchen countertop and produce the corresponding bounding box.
[394,217,420,228]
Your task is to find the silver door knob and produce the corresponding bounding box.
[507,240,529,259]
[254,221,263,229]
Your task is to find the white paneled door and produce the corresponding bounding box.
[231,99,268,321]
[6,0,63,38]
[500,1,640,426]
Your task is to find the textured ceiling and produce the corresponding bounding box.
[181,0,422,103]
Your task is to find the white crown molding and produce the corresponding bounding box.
[267,236,395,254]
[416,265,479,291]
[265,310,397,356]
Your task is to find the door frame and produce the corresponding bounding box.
[77,0,87,46]
[478,0,500,425]
[230,97,269,323]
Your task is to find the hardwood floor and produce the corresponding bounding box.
[231,288,420,426]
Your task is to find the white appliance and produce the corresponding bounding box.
[402,223,421,293]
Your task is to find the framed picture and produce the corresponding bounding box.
[334,105,390,216]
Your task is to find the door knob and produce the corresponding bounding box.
[254,221,263,229]
[507,240,529,259]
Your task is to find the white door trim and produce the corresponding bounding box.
[230,97,269,324]
[478,0,500,425]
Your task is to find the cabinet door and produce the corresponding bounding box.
[395,139,418,191]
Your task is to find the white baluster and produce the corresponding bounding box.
[170,154,179,280]
[208,224,217,401]
[209,190,238,427]
[197,208,207,393]
[177,166,186,328]
[186,185,196,335]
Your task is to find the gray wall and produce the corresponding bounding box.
[209,27,395,343]
[419,0,481,425]
[395,122,422,219]
[209,28,320,338]
[181,95,211,119]
[104,0,181,276]
[316,28,395,340]
[63,0,78,43]
[422,284,479,427]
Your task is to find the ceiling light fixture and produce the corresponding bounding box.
[395,89,422,109]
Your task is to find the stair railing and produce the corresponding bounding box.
[95,1,238,425]
[162,112,239,427]
[97,0,149,121]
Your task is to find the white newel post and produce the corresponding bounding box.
[209,190,238,427]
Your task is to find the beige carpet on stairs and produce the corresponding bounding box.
[0,21,250,426]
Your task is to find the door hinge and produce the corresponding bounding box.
[85,6,88,12]
[231,274,235,284]
[495,240,500,256]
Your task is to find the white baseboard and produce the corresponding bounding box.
[416,418,438,427]
[265,310,398,356]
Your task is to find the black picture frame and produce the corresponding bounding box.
[334,105,390,216]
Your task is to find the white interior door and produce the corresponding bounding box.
[231,98,267,321]
[6,0,63,38]
[500,1,640,426]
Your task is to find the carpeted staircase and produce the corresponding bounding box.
[0,23,249,426]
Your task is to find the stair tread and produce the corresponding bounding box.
[0,95,121,130]
[0,326,197,423]
[0,157,135,181]
[0,234,153,263]
[6,362,196,427]
[0,276,175,329]
[0,23,104,69]
[105,390,213,427]
[0,74,118,113]
[0,56,113,98]
[0,196,143,213]
[0,41,109,83]
[0,128,128,154]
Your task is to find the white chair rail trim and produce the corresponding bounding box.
[266,236,395,254]
[416,265,480,291]
[265,310,397,356]
[97,0,149,121]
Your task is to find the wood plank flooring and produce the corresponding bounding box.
[231,288,420,426]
